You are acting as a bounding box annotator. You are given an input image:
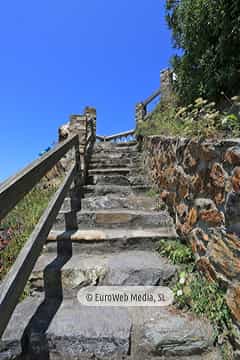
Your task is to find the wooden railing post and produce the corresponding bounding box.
[74,136,81,191]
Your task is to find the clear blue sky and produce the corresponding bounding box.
[0,0,174,181]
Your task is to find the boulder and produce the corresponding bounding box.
[139,308,215,357]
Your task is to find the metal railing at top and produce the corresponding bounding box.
[0,134,82,338]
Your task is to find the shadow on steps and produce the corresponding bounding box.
[21,239,73,360]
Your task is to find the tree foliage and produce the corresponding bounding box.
[166,0,240,104]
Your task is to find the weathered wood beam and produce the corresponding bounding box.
[0,135,79,222]
[0,164,76,339]
[142,88,161,107]
[96,135,106,141]
[96,129,135,142]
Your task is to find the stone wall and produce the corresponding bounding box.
[144,135,240,336]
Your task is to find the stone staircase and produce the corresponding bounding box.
[1,141,221,359]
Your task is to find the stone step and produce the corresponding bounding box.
[90,153,142,166]
[94,140,137,150]
[90,152,141,161]
[29,250,177,296]
[1,296,132,359]
[87,174,131,186]
[88,168,131,176]
[83,184,151,197]
[46,228,177,254]
[59,196,81,212]
[81,194,164,211]
[87,174,149,187]
[53,210,173,231]
[2,296,218,360]
[92,149,139,158]
[89,160,134,169]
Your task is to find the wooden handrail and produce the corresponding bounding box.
[96,129,135,142]
[0,135,80,222]
[142,88,161,107]
[0,164,77,338]
[0,134,81,338]
[96,135,106,141]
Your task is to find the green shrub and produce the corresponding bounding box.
[174,272,233,343]
[158,238,233,353]
[157,239,194,264]
[145,188,158,198]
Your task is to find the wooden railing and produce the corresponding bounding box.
[0,134,82,338]
[96,129,135,143]
[142,88,161,108]
[136,88,161,125]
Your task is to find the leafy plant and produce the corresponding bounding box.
[221,114,240,136]
[145,188,158,198]
[158,238,233,351]
[173,271,234,356]
[157,239,194,264]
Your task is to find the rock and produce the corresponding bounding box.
[194,198,216,211]
[199,209,224,227]
[207,163,227,205]
[208,230,240,284]
[102,251,176,286]
[209,163,226,188]
[225,191,240,233]
[225,167,240,233]
[140,308,215,357]
[176,202,189,219]
[177,207,198,236]
[225,147,240,165]
[190,229,240,285]
[196,257,217,282]
[226,283,240,323]
[234,350,240,360]
[231,323,240,351]
[232,167,240,192]
[192,174,205,193]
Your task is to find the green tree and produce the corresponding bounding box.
[166,0,240,104]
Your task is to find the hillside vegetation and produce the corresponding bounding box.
[0,182,56,282]
[137,0,240,139]
[137,95,240,138]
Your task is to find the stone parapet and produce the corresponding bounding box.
[58,107,96,178]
